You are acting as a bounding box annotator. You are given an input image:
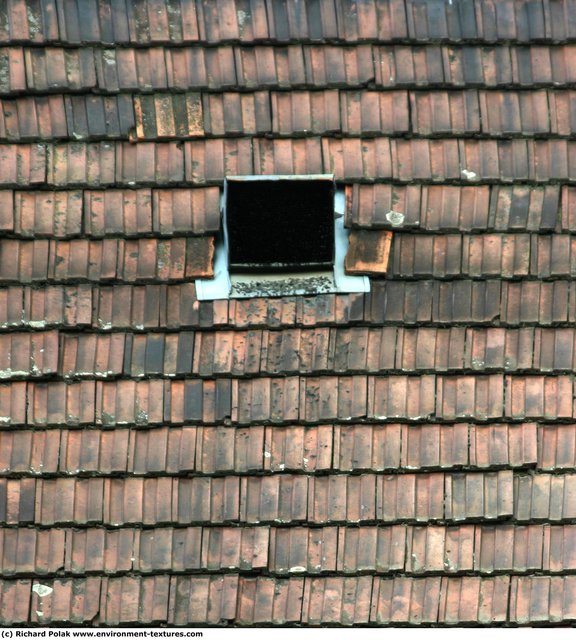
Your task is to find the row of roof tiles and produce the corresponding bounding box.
[0,522,575,577]
[5,421,573,474]
[2,279,575,331]
[2,574,575,626]
[5,44,576,95]
[7,138,576,186]
[0,422,547,475]
[0,188,221,237]
[0,236,215,283]
[3,89,576,141]
[1,0,575,45]
[3,232,576,283]
[5,469,576,525]
[1,420,571,475]
[0,374,575,425]
[389,233,576,279]
[347,184,566,230]
[8,326,576,379]
[0,184,572,238]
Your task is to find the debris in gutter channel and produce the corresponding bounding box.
[231,274,334,298]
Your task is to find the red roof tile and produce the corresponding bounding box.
[510,576,576,624]
[134,93,203,140]
[24,46,96,92]
[269,526,337,574]
[0,580,32,624]
[372,576,443,624]
[393,138,461,182]
[538,424,576,470]
[197,0,268,43]
[322,137,392,181]
[14,190,83,237]
[0,46,26,93]
[236,576,304,625]
[346,184,494,231]
[184,138,253,183]
[438,576,509,625]
[0,329,58,378]
[266,0,338,42]
[515,473,576,522]
[204,90,271,135]
[169,575,238,625]
[345,229,392,275]
[411,90,480,135]
[368,375,436,420]
[302,576,372,625]
[169,46,237,90]
[304,44,373,87]
[0,143,47,186]
[253,137,324,176]
[375,45,444,87]
[99,576,169,625]
[0,237,214,283]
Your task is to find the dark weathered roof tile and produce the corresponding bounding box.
[115,141,184,185]
[94,49,140,93]
[443,45,512,86]
[202,526,268,571]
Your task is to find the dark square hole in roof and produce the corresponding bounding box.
[225,177,335,273]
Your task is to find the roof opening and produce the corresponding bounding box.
[226,176,335,273]
[196,175,370,300]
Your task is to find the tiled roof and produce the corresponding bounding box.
[1,0,576,628]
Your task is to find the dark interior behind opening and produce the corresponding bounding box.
[226,179,335,273]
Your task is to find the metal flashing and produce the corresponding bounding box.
[196,184,369,300]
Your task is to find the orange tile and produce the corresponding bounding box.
[345,229,392,275]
